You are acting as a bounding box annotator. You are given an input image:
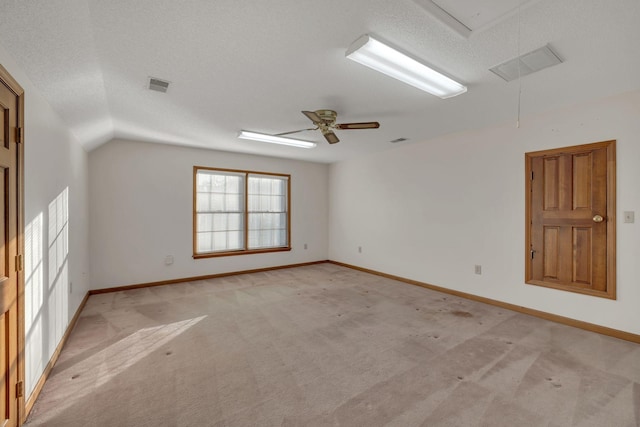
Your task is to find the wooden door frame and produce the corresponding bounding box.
[525,140,616,299]
[0,64,25,426]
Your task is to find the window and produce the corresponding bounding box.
[193,167,291,257]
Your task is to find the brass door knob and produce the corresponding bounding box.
[593,214,604,223]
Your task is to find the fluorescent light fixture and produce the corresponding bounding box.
[237,131,317,149]
[346,34,467,99]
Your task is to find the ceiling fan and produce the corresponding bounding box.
[277,110,380,144]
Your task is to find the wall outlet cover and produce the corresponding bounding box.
[624,211,635,223]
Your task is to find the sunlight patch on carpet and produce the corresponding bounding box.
[33,315,207,423]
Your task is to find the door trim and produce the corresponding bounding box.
[525,140,616,299]
[0,63,25,426]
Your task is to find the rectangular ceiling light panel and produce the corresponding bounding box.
[490,44,562,82]
[346,34,467,99]
[237,131,317,149]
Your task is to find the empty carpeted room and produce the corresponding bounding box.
[1,1,640,426]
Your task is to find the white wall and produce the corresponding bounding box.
[89,139,329,289]
[329,90,640,335]
[0,44,91,398]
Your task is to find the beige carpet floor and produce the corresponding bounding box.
[24,263,640,426]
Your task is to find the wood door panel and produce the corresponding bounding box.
[572,153,592,210]
[572,227,591,285]
[543,157,560,210]
[543,226,559,279]
[526,141,616,299]
[1,311,8,422]
[0,169,4,281]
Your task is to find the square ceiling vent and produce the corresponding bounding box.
[148,77,170,93]
[414,0,542,37]
[490,44,562,81]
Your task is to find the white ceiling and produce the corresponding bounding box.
[0,0,639,163]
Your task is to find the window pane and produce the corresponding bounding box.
[275,229,286,247]
[228,213,242,230]
[212,232,228,251]
[272,179,284,195]
[248,177,259,194]
[210,194,224,211]
[225,194,241,211]
[212,175,227,192]
[273,195,285,211]
[197,173,211,192]
[248,176,287,211]
[212,213,227,230]
[227,231,243,250]
[197,213,214,232]
[247,212,287,249]
[197,232,213,253]
[196,193,210,212]
[226,175,241,193]
[248,176,287,249]
[258,178,268,193]
[248,230,258,248]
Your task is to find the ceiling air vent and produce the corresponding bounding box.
[148,77,170,93]
[490,44,563,82]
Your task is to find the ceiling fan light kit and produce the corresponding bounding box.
[237,131,317,149]
[346,34,467,99]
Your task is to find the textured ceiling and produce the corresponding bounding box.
[1,0,639,163]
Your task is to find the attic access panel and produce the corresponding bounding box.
[414,0,541,37]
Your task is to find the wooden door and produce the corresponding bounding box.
[0,65,24,427]
[525,141,616,299]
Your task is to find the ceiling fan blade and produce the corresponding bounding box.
[275,127,316,136]
[324,131,340,144]
[302,110,324,124]
[335,122,380,130]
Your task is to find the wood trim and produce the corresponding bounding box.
[193,166,292,258]
[328,261,640,344]
[24,292,90,419]
[1,63,26,426]
[193,246,291,259]
[193,165,291,178]
[16,89,25,427]
[606,141,616,298]
[88,260,328,295]
[0,64,25,97]
[286,175,291,248]
[243,170,248,251]
[192,166,197,257]
[525,154,533,286]
[524,140,616,157]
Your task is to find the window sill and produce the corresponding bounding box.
[193,246,292,259]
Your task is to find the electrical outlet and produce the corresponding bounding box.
[164,255,174,265]
[474,265,482,275]
[624,211,635,223]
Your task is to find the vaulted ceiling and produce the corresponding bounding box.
[1,0,639,163]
